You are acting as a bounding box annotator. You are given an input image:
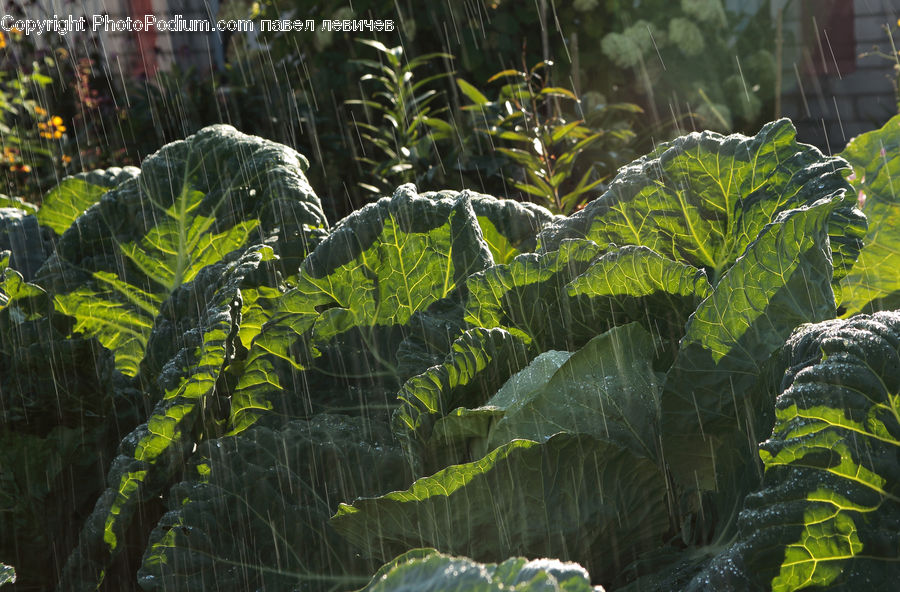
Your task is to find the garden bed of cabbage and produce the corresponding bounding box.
[1,115,899,591]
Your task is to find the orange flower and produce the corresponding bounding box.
[61,154,72,165]
[34,105,47,116]
[0,32,6,49]
[38,115,66,139]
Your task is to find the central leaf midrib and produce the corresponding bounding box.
[171,159,193,292]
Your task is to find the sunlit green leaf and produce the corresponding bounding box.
[57,246,282,591]
[839,114,900,314]
[456,78,489,106]
[538,119,858,285]
[36,125,326,376]
[662,198,839,492]
[228,185,493,434]
[36,167,139,235]
[0,563,14,586]
[694,312,900,591]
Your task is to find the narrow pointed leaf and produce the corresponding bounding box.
[456,78,489,106]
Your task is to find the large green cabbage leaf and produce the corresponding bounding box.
[537,118,862,288]
[478,323,660,458]
[839,114,900,314]
[333,324,670,586]
[35,125,327,377]
[227,184,494,434]
[661,197,840,496]
[137,415,410,592]
[465,240,709,351]
[688,311,900,591]
[333,433,668,585]
[464,239,603,347]
[57,246,285,591]
[392,327,529,473]
[465,191,556,263]
[416,190,556,264]
[358,549,603,592]
[420,323,661,471]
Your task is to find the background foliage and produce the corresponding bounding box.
[0,0,783,221]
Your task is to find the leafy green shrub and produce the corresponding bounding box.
[346,40,453,196]
[0,2,136,204]
[598,0,778,132]
[0,48,66,201]
[458,62,640,214]
[4,116,900,592]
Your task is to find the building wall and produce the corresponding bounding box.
[25,0,223,82]
[780,0,899,152]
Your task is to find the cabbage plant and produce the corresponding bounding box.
[2,117,900,592]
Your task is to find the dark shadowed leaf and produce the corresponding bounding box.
[138,415,410,592]
[332,433,669,584]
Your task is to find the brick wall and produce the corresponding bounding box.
[780,0,899,152]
